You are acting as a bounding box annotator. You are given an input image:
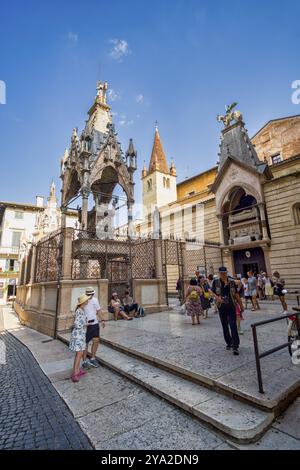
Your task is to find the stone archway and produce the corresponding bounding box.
[221,185,262,245]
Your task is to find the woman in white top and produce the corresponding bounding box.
[69,294,89,382]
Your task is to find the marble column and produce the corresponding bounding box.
[61,227,73,280]
[29,244,37,284]
[61,208,66,229]
[81,188,89,231]
[258,203,269,240]
[127,201,134,238]
[217,214,225,245]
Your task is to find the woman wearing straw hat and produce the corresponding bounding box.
[69,294,90,382]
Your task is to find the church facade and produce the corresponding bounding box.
[139,112,300,290]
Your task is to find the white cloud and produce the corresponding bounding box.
[68,32,78,42]
[136,94,144,104]
[118,114,134,126]
[109,39,130,61]
[107,88,120,101]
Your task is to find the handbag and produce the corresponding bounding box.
[138,306,145,317]
[180,303,186,315]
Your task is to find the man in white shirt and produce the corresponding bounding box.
[82,287,105,369]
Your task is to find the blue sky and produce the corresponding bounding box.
[1,0,300,208]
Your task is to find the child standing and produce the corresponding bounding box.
[69,294,90,383]
[242,278,250,310]
[236,303,244,335]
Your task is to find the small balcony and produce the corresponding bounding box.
[0,246,20,256]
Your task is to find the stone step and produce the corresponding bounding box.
[96,344,273,442]
[99,335,300,412]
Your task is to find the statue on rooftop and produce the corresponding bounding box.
[96,81,108,104]
[217,102,243,128]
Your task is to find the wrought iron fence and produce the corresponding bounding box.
[185,241,222,277]
[132,239,156,279]
[35,230,63,283]
[161,239,185,301]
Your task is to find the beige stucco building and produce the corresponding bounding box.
[0,183,77,304]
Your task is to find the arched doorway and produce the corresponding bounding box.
[233,247,266,278]
[222,186,262,246]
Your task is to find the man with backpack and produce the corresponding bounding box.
[211,267,244,356]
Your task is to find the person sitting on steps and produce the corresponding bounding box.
[109,293,133,321]
[122,290,139,318]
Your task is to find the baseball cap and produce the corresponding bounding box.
[219,267,228,273]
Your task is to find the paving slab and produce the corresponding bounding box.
[273,397,300,440]
[232,428,300,450]
[217,353,300,409]
[97,408,223,450]
[78,388,172,446]
[54,372,137,418]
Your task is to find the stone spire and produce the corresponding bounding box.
[218,119,261,171]
[60,148,69,176]
[142,160,147,178]
[126,138,137,182]
[87,81,112,134]
[148,126,169,174]
[50,180,56,199]
[126,138,136,157]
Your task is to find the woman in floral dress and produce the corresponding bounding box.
[185,278,203,325]
[69,294,90,383]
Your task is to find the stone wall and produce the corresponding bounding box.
[264,157,300,290]
[204,199,220,242]
[252,116,300,164]
[15,276,169,336]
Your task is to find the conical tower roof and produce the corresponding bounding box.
[149,126,169,174]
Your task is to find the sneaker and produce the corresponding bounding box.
[226,345,232,350]
[77,369,87,377]
[233,348,239,356]
[238,330,244,335]
[88,358,100,368]
[82,361,91,370]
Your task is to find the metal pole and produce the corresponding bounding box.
[295,313,300,338]
[165,240,169,306]
[12,282,16,310]
[251,325,264,394]
[53,280,60,339]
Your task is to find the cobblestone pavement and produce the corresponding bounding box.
[0,329,93,450]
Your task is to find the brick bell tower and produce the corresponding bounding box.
[142,125,177,224]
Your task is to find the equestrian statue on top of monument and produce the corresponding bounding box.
[217,102,243,128]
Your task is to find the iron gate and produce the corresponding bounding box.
[161,239,184,305]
